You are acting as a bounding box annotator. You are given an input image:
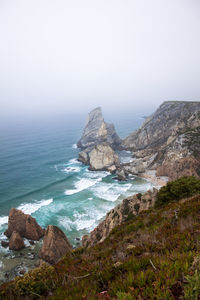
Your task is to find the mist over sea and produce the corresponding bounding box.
[0,111,151,252]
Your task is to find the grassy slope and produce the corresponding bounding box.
[1,194,200,299]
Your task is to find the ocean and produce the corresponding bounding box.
[0,111,152,279]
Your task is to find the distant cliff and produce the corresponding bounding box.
[124,101,200,180]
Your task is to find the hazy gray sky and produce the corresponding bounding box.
[0,0,200,118]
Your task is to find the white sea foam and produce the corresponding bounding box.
[68,158,80,165]
[59,216,74,231]
[85,169,109,179]
[92,182,132,202]
[72,144,78,149]
[0,216,8,228]
[65,178,101,195]
[17,198,53,215]
[73,210,106,231]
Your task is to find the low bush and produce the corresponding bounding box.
[155,176,200,207]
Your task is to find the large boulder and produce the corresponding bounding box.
[39,225,72,265]
[4,208,44,241]
[88,143,119,171]
[9,231,25,250]
[77,107,122,150]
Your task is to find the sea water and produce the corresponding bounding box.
[0,112,151,269]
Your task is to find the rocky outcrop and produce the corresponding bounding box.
[88,143,119,171]
[82,188,158,247]
[9,231,25,251]
[123,101,200,180]
[39,225,72,265]
[77,107,122,150]
[78,150,90,164]
[4,208,44,241]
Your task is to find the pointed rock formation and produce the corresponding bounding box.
[77,107,122,150]
[39,225,72,265]
[9,231,25,250]
[4,208,44,241]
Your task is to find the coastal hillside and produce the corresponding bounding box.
[1,176,200,299]
[124,101,200,180]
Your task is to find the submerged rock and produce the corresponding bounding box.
[4,208,44,241]
[9,231,25,251]
[77,107,122,150]
[39,225,72,264]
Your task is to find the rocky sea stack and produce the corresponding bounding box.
[77,107,123,173]
[77,107,122,150]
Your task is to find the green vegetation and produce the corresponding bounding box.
[1,178,200,299]
[155,176,200,207]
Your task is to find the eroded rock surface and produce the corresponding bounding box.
[4,208,44,241]
[39,225,72,264]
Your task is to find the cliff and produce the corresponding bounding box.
[124,101,200,180]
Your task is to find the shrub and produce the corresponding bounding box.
[155,176,200,207]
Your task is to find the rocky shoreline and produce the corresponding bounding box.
[1,100,200,284]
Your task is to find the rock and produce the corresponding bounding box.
[126,245,136,250]
[107,165,117,173]
[1,241,9,248]
[39,225,72,264]
[4,208,44,241]
[77,107,122,150]
[88,143,119,171]
[116,169,127,181]
[29,240,35,245]
[9,231,25,250]
[78,150,89,164]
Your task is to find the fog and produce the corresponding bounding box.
[0,0,200,119]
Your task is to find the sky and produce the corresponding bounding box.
[0,0,200,119]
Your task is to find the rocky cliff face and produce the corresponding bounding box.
[82,188,158,247]
[124,101,200,180]
[77,107,122,150]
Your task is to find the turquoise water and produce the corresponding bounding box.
[0,113,151,249]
